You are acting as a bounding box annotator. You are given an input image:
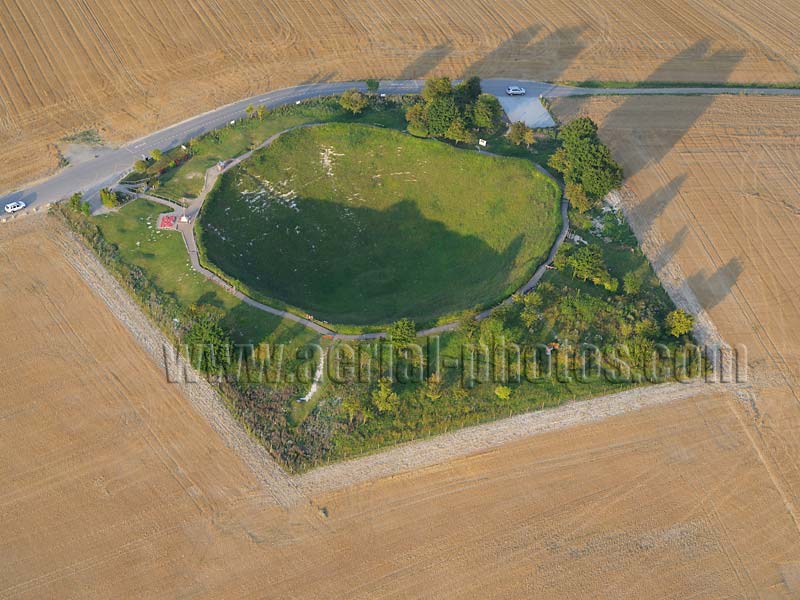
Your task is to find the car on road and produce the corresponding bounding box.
[4,201,25,214]
[505,86,526,96]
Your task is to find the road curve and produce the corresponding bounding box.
[3,78,799,212]
[7,78,798,340]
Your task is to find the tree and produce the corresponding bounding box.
[339,89,369,114]
[425,95,458,136]
[422,76,453,102]
[405,102,428,136]
[549,117,623,200]
[567,245,605,281]
[565,182,592,213]
[371,377,398,413]
[454,76,481,108]
[133,159,148,173]
[256,105,266,120]
[80,201,91,216]
[183,305,231,373]
[508,121,534,146]
[245,104,255,118]
[388,318,416,346]
[472,94,502,129]
[149,149,162,162]
[365,78,380,93]
[666,309,694,337]
[445,117,477,145]
[99,188,119,208]
[68,192,82,211]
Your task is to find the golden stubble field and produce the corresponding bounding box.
[4,93,800,598]
[1,0,799,192]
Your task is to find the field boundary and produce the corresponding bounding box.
[43,210,743,501]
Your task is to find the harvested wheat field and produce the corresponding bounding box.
[3,211,800,597]
[1,0,799,192]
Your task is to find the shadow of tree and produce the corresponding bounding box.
[599,40,744,178]
[398,43,453,79]
[464,24,588,82]
[687,257,743,311]
[632,174,688,235]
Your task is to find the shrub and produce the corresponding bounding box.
[508,121,535,146]
[339,89,369,114]
[388,318,416,345]
[666,309,694,337]
[133,159,148,173]
[99,188,119,208]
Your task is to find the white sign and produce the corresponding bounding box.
[478,139,487,147]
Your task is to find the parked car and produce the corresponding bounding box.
[4,201,25,214]
[505,86,526,96]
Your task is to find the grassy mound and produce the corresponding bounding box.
[198,123,561,326]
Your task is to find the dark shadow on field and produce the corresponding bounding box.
[687,257,743,311]
[652,226,689,272]
[599,41,744,178]
[464,24,587,82]
[201,198,527,325]
[632,174,687,235]
[398,43,453,79]
[197,290,225,308]
[300,71,339,85]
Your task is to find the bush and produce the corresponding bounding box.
[666,309,694,337]
[133,159,148,173]
[388,318,416,345]
[99,188,119,208]
[623,270,643,295]
[508,121,535,146]
[68,192,82,211]
[339,89,369,114]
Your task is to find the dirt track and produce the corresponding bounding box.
[2,0,800,192]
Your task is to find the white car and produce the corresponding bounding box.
[4,201,25,214]
[506,86,526,96]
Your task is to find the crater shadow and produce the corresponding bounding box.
[200,198,531,325]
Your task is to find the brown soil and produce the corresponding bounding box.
[1,0,800,192]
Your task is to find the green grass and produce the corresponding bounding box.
[92,198,318,347]
[197,123,562,327]
[152,98,407,202]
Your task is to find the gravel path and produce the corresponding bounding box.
[136,124,570,342]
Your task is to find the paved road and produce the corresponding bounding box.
[3,78,799,213]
